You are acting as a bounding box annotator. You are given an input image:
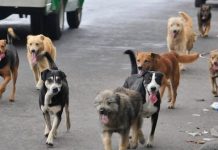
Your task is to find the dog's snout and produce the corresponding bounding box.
[31,49,36,53]
[151,87,156,92]
[173,30,177,33]
[99,108,106,115]
[138,66,142,70]
[52,88,59,93]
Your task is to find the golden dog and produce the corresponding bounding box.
[26,34,56,89]
[167,11,197,70]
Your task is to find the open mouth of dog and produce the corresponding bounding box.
[99,109,110,124]
[147,91,158,104]
[211,62,218,74]
[31,51,38,64]
[0,52,6,61]
[171,30,179,39]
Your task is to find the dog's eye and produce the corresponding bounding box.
[1,45,4,48]
[144,60,149,64]
[29,43,32,46]
[35,43,39,46]
[56,78,61,84]
[137,59,140,62]
[47,78,53,83]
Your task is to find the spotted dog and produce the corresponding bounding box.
[39,52,70,146]
[123,49,163,147]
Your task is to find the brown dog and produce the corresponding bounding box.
[126,50,199,109]
[0,28,19,102]
[197,4,211,37]
[26,34,56,89]
[209,50,218,96]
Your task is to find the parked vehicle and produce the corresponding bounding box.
[0,0,84,40]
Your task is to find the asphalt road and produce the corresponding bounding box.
[0,0,218,150]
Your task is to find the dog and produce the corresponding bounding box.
[39,52,70,146]
[197,4,211,37]
[0,27,19,102]
[26,34,56,89]
[95,87,144,150]
[123,69,163,147]
[167,11,197,70]
[208,50,218,96]
[124,49,199,109]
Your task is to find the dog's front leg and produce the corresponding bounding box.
[102,131,112,150]
[119,131,129,150]
[31,65,39,84]
[43,112,52,137]
[210,76,218,96]
[203,23,210,37]
[0,75,11,97]
[46,114,61,146]
[129,117,144,149]
[147,111,159,148]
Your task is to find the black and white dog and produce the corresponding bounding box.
[39,52,70,146]
[123,50,163,147]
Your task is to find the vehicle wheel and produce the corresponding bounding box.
[31,14,44,35]
[67,8,82,29]
[44,0,65,40]
[195,0,206,7]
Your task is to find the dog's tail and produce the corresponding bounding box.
[124,49,138,74]
[176,52,199,64]
[7,27,19,45]
[179,11,193,27]
[43,52,58,70]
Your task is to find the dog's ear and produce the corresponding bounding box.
[41,69,50,81]
[151,53,160,60]
[114,93,120,105]
[39,34,45,41]
[26,35,32,41]
[59,71,67,79]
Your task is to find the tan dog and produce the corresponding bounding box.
[134,51,199,109]
[0,28,19,102]
[167,12,197,70]
[26,34,56,89]
[209,50,218,96]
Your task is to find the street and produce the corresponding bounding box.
[0,0,218,150]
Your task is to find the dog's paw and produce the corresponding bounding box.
[146,143,153,148]
[146,137,153,148]
[9,99,15,102]
[46,137,54,146]
[168,105,175,109]
[46,142,53,147]
[139,135,145,145]
[36,81,43,90]
[128,140,138,149]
